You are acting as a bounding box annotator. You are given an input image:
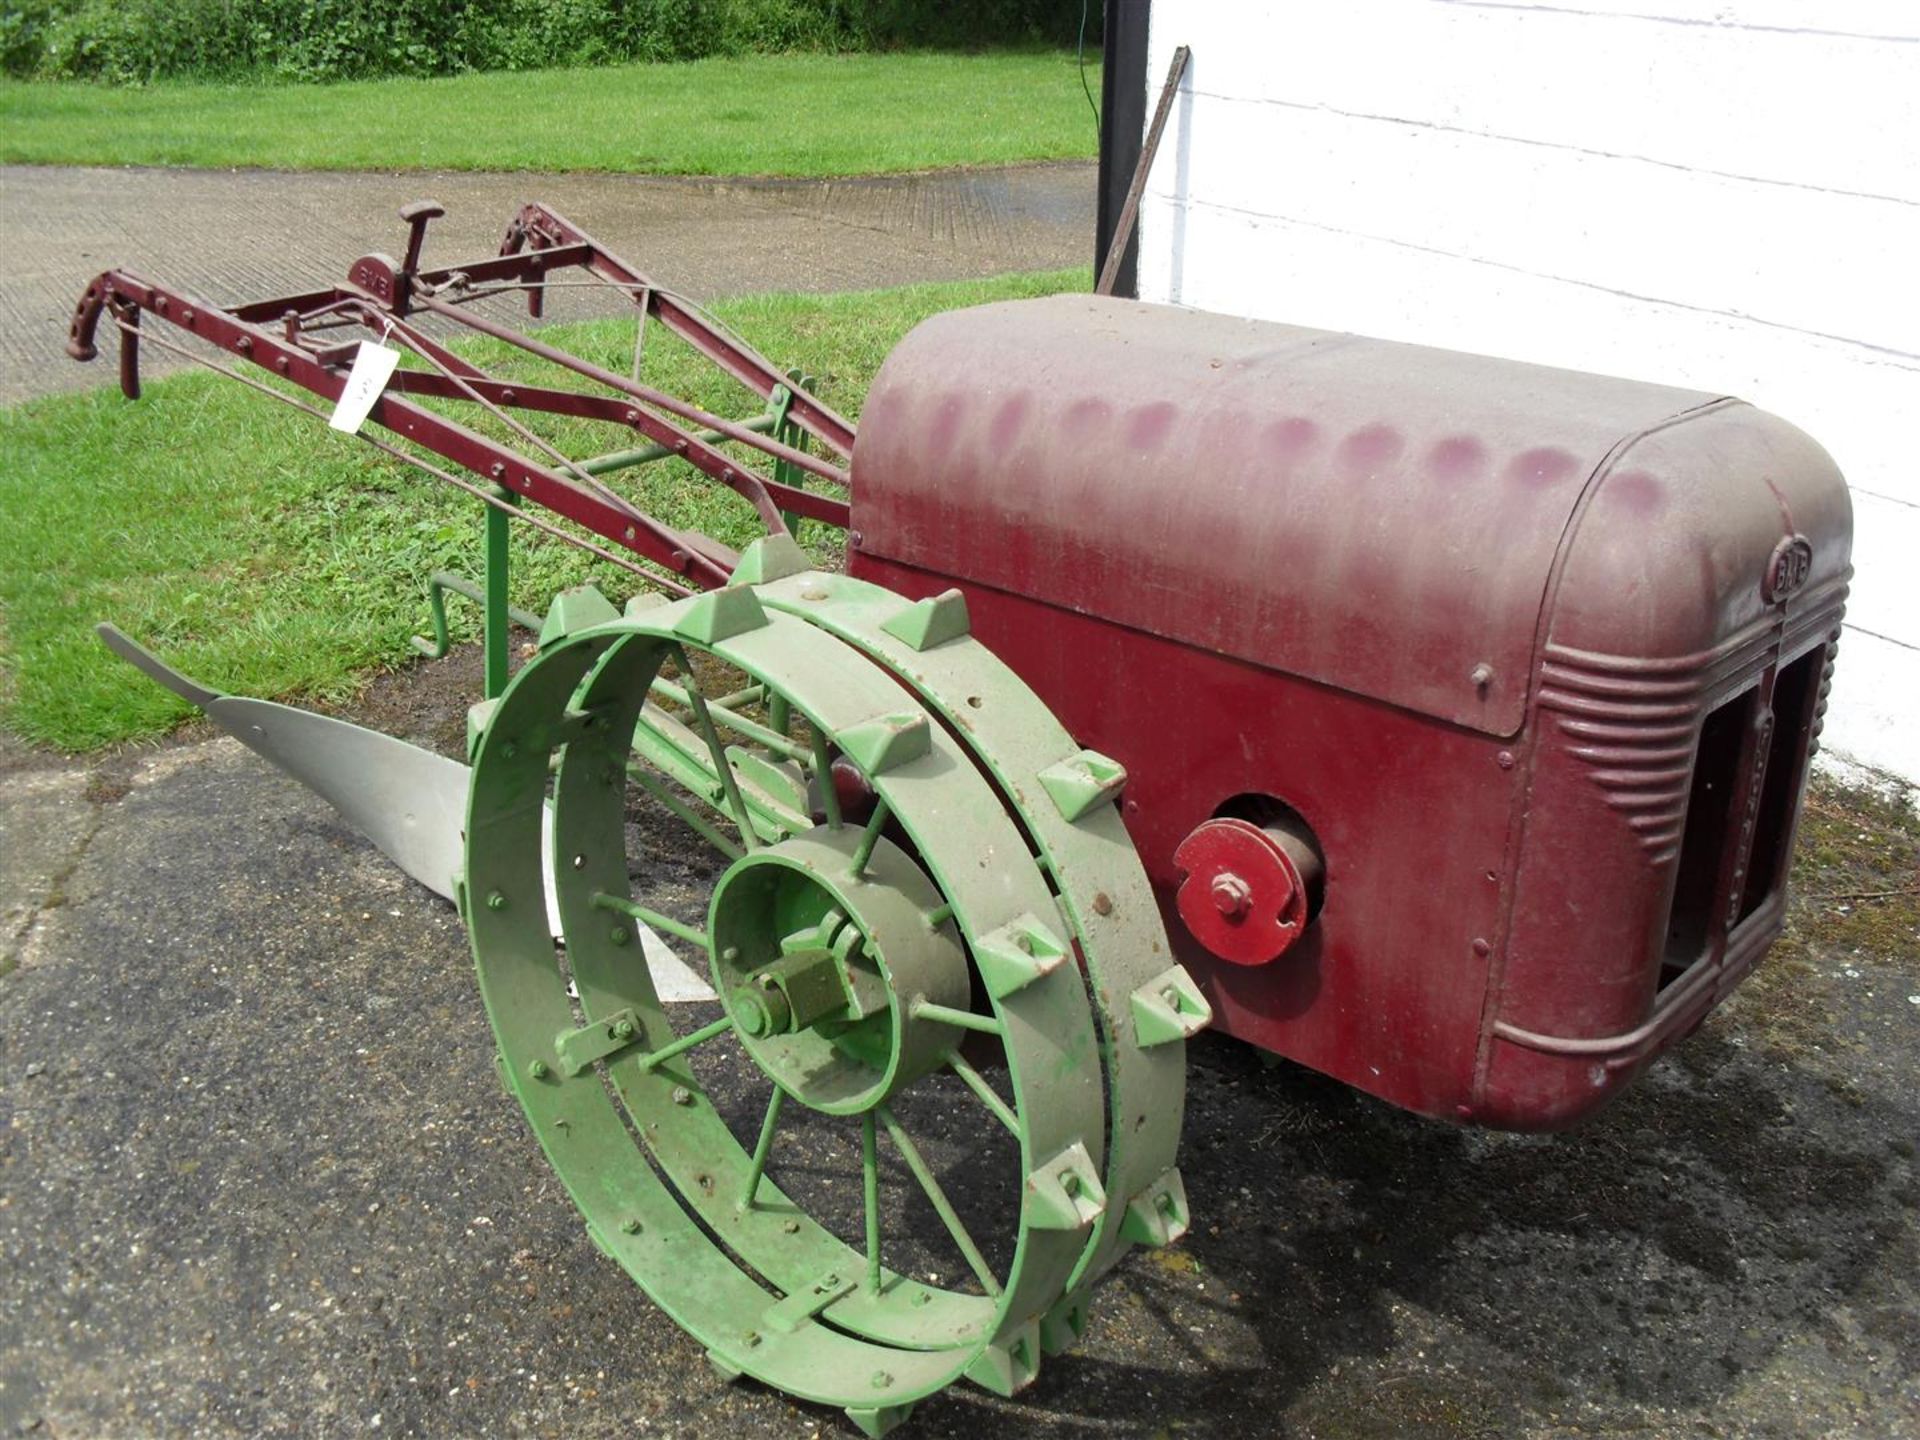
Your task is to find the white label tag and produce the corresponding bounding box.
[327,341,402,435]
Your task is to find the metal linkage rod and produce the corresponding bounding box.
[501,203,857,459]
[74,271,734,587]
[110,318,674,589]
[67,201,862,597]
[412,291,847,518]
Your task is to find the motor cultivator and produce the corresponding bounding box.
[68,202,1852,1431]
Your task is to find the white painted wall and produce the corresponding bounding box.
[1136,0,1920,784]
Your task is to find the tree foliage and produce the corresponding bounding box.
[1,0,1097,83]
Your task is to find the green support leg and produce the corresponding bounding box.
[484,485,517,700]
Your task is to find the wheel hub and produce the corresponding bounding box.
[708,827,969,1115]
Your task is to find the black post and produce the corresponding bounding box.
[1096,0,1152,299]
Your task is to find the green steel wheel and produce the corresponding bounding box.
[738,539,1211,1336]
[462,579,1172,1434]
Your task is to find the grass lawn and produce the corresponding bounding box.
[0,266,1089,751]
[0,51,1100,176]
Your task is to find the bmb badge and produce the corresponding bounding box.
[1764,533,1814,602]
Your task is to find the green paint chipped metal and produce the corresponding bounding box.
[962,1320,1041,1396]
[879,589,971,652]
[1120,1167,1193,1248]
[1037,748,1128,823]
[538,583,620,649]
[835,711,931,775]
[731,533,812,586]
[670,585,769,644]
[1130,964,1213,1047]
[1024,1139,1108,1231]
[972,912,1069,998]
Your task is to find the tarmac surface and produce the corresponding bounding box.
[2,162,1917,1439]
[0,161,1095,405]
[1,657,1916,1440]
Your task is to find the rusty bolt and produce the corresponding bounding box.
[1210,872,1254,920]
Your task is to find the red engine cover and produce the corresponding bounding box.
[847,295,1851,1131]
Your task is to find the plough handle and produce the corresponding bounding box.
[67,272,141,398]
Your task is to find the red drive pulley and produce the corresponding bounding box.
[1174,817,1323,966]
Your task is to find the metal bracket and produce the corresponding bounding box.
[962,1319,1041,1396]
[553,1007,644,1077]
[1037,749,1128,823]
[1130,964,1212,1047]
[671,585,771,644]
[973,913,1069,999]
[1024,1139,1108,1231]
[880,590,972,652]
[1120,1166,1192,1248]
[762,1269,859,1334]
[836,711,932,775]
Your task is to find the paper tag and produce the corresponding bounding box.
[327,341,402,435]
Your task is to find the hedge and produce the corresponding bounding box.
[1,0,1097,83]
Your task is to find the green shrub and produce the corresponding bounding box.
[1,0,1095,82]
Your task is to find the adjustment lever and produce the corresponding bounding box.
[398,199,445,277]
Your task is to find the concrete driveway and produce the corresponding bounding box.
[0,162,1095,404]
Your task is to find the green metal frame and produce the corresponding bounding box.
[412,387,804,702]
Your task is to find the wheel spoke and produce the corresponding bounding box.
[626,762,744,860]
[878,1105,1002,1298]
[849,796,892,877]
[592,890,710,949]
[633,1014,734,1074]
[861,1111,883,1294]
[669,644,761,849]
[909,999,1003,1036]
[946,1051,1018,1134]
[810,728,842,829]
[741,1086,785,1210]
[710,682,767,710]
[650,674,808,764]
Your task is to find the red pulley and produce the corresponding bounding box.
[1173,817,1321,966]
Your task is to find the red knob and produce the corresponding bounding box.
[1173,818,1318,966]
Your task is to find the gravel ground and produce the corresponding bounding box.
[1,647,1915,1440]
